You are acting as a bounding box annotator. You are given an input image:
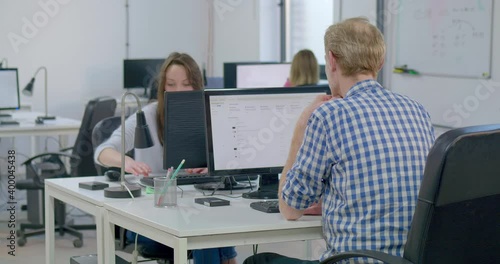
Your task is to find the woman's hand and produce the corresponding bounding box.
[185,168,208,174]
[124,156,152,176]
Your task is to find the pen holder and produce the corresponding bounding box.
[154,177,177,207]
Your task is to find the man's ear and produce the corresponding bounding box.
[328,51,337,73]
[378,57,385,71]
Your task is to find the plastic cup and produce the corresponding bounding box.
[154,177,177,207]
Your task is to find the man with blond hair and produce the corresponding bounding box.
[244,17,435,263]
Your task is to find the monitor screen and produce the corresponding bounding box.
[236,64,291,88]
[0,69,20,111]
[123,59,164,89]
[223,62,279,88]
[205,86,330,176]
[163,90,207,170]
[224,62,327,89]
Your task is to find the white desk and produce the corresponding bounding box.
[0,111,81,155]
[44,176,150,264]
[103,186,323,264]
[45,176,323,264]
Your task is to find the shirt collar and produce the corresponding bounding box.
[345,79,381,98]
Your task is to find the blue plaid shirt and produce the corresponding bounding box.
[282,80,435,262]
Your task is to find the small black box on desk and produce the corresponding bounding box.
[194,197,230,207]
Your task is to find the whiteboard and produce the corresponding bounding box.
[396,0,493,79]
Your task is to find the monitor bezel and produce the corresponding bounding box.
[123,59,164,89]
[223,62,327,88]
[0,68,21,111]
[204,85,330,176]
[163,90,208,170]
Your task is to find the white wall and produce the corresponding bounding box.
[0,0,125,119]
[339,0,377,24]
[384,0,500,127]
[212,0,261,77]
[128,0,209,66]
[0,0,213,120]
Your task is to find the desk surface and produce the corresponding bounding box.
[0,111,81,136]
[46,176,322,238]
[103,185,322,238]
[45,176,323,264]
[45,176,150,206]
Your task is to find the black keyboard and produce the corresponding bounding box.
[0,120,19,126]
[250,200,280,213]
[140,173,219,187]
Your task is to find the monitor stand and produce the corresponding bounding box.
[242,173,279,200]
[194,176,254,191]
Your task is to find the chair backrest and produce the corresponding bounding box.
[71,97,116,176]
[404,124,500,263]
[91,115,122,175]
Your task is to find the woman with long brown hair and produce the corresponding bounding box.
[95,52,237,264]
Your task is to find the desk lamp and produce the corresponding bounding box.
[104,92,153,198]
[22,66,56,120]
[0,58,7,68]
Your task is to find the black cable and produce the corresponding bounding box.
[253,244,259,255]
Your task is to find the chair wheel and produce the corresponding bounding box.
[18,237,26,247]
[73,239,83,248]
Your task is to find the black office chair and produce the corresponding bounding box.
[63,96,118,176]
[321,124,500,264]
[91,115,123,175]
[16,97,117,247]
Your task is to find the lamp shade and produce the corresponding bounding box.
[134,111,154,149]
[23,78,35,96]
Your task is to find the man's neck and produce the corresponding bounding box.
[339,74,375,97]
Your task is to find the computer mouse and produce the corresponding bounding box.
[104,170,121,182]
[35,117,44,124]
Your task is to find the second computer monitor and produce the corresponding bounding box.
[123,59,164,92]
[236,64,291,88]
[0,68,20,112]
[224,62,327,88]
[163,90,207,170]
[205,86,330,177]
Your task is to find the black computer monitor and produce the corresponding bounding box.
[0,68,20,117]
[223,62,279,88]
[123,59,164,97]
[224,62,327,88]
[319,64,327,80]
[204,86,330,199]
[163,90,207,170]
[163,90,258,190]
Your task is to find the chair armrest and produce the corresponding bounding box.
[15,179,40,190]
[60,146,74,152]
[320,250,413,264]
[21,152,80,166]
